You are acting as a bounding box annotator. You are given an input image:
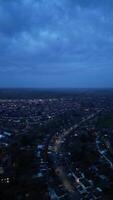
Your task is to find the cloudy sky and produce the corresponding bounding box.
[0,0,113,88]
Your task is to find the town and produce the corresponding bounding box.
[0,89,113,200]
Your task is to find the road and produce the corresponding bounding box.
[47,110,102,199]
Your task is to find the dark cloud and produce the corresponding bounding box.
[0,0,113,87]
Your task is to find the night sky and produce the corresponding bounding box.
[0,0,113,88]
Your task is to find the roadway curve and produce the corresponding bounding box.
[47,111,102,199]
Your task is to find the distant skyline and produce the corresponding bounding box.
[0,0,113,88]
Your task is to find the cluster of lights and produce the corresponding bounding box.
[1,177,10,183]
